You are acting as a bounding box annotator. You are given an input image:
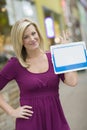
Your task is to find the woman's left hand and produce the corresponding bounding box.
[57,30,71,44]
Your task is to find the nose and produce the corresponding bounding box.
[30,35,34,41]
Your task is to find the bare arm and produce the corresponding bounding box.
[57,30,78,86]
[0,93,33,119]
[0,94,14,115]
[64,71,78,87]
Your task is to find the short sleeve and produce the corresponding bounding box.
[0,57,17,90]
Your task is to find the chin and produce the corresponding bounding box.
[30,46,39,51]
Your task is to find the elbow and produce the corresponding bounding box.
[71,81,78,87]
[70,77,78,87]
[64,77,78,87]
[73,74,78,86]
[64,72,78,87]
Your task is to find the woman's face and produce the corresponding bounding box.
[22,24,40,51]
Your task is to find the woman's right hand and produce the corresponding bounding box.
[10,105,34,119]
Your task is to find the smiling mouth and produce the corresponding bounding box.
[29,42,37,45]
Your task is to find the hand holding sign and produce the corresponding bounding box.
[55,30,72,44]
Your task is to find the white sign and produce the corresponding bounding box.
[50,41,87,74]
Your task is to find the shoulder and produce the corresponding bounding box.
[1,56,20,72]
[45,51,51,58]
[8,56,18,63]
[7,56,20,66]
[45,51,52,63]
[0,57,19,79]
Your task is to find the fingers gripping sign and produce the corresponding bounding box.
[57,30,71,44]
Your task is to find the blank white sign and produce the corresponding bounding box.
[50,41,87,74]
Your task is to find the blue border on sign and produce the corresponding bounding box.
[51,43,87,74]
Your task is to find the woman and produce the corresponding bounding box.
[0,18,78,130]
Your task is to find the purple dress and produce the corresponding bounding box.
[0,52,70,130]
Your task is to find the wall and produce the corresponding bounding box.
[35,0,64,50]
[0,80,19,130]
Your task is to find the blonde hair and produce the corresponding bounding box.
[11,18,44,68]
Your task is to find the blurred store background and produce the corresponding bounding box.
[0,0,87,130]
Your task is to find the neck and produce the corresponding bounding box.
[26,48,44,59]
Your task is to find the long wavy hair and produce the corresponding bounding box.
[11,18,44,68]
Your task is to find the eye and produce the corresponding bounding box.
[32,31,36,36]
[23,35,28,39]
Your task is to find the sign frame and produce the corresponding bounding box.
[50,41,87,74]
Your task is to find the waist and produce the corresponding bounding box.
[20,89,59,100]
